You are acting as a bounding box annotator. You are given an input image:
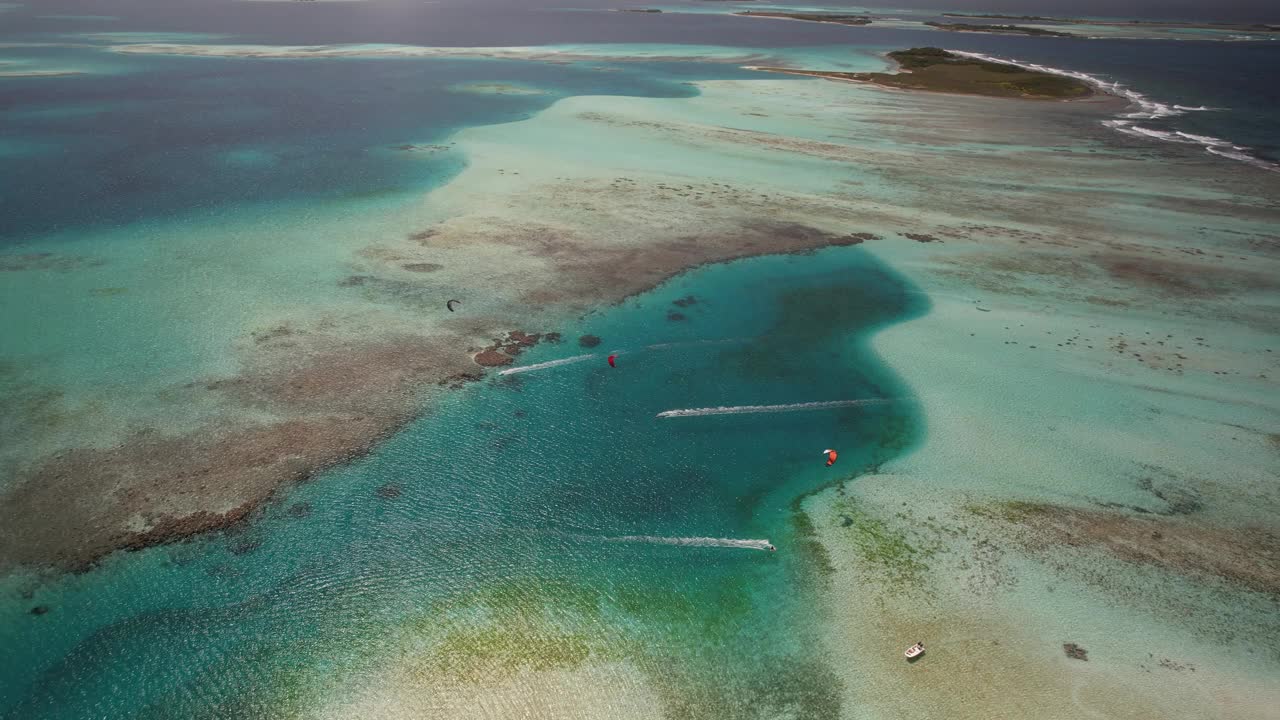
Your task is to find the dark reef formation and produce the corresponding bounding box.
[473,330,551,367]
[1063,643,1088,660]
[971,501,1280,597]
[401,262,443,273]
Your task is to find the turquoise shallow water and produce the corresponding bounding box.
[0,247,926,717]
[5,4,1278,717]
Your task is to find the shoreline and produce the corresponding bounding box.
[745,65,1104,103]
[733,11,874,27]
[747,48,1096,101]
[941,12,1280,32]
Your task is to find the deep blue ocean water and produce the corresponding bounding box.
[0,51,767,241]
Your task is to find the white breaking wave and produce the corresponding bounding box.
[656,398,892,418]
[1101,120,1279,171]
[607,536,775,551]
[497,354,595,375]
[947,50,1277,172]
[948,50,1188,119]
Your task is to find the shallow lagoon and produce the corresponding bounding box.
[2,2,1279,718]
[2,246,926,717]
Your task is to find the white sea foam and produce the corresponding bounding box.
[948,50,1278,172]
[538,529,774,552]
[1099,119,1278,171]
[607,536,775,551]
[656,398,892,418]
[501,338,750,374]
[497,354,596,375]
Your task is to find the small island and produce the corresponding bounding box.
[944,13,1095,22]
[941,13,1280,32]
[736,11,873,26]
[924,21,1076,37]
[751,47,1094,100]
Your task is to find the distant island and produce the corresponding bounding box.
[735,11,873,26]
[942,13,1280,32]
[751,47,1094,100]
[924,21,1076,37]
[618,8,662,13]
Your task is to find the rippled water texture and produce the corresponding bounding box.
[3,250,925,718]
[3,1,1279,718]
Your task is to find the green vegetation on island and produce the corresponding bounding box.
[736,11,872,26]
[925,21,1076,37]
[942,12,1280,32]
[944,13,1093,22]
[752,47,1094,101]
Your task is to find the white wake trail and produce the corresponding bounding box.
[607,536,775,551]
[656,398,893,418]
[498,354,596,375]
[644,337,754,351]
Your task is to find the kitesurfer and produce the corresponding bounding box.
[607,354,617,368]
[824,449,838,467]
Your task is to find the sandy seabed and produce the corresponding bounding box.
[302,76,1278,717]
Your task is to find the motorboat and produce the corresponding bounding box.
[904,642,925,659]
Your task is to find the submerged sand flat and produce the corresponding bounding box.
[106,41,782,65]
[294,79,1279,717]
[2,43,1279,717]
